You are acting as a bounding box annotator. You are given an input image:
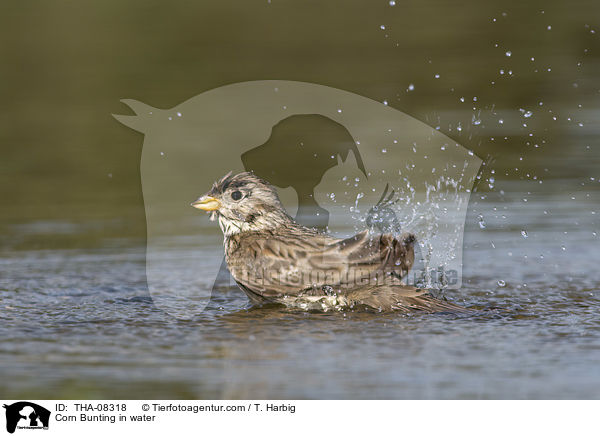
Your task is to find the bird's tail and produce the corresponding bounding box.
[345,284,471,313]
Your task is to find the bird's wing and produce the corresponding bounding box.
[320,230,415,282]
[226,231,330,298]
[227,230,415,298]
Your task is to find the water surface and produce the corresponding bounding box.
[2,186,599,399]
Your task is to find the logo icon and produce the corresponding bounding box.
[3,402,50,434]
[114,80,481,317]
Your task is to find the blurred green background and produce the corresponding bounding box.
[1,0,598,242]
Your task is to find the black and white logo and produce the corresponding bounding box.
[3,402,50,434]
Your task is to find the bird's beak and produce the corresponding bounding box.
[191,195,221,211]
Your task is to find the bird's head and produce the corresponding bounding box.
[191,172,292,237]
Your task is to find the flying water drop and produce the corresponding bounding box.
[478,214,486,229]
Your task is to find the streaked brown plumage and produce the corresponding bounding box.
[192,172,466,313]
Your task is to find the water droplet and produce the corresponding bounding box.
[389,0,395,5]
[407,83,414,91]
[521,230,528,238]
[505,51,512,57]
[561,245,566,251]
[380,24,386,30]
[478,214,486,229]
[523,111,533,118]
[497,279,506,287]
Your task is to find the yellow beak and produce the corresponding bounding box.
[191,196,221,211]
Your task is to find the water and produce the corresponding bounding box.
[1,185,599,399]
[1,0,600,399]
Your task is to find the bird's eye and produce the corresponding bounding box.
[231,190,243,201]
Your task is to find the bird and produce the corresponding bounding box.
[191,171,466,313]
[365,183,403,235]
